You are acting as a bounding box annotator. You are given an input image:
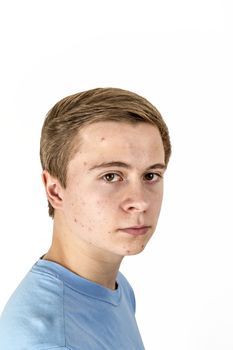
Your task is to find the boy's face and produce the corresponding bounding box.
[58,121,166,259]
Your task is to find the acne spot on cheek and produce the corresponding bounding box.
[126,250,131,254]
[141,244,145,249]
[100,137,105,141]
[83,162,87,166]
[74,218,77,223]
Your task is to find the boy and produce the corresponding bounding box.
[0,87,171,349]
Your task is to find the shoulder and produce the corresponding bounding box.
[0,267,65,349]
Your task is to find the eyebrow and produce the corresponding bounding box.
[88,161,167,172]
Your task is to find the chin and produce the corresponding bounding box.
[123,243,147,256]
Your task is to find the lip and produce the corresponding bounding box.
[119,226,150,236]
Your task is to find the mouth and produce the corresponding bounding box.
[119,226,150,236]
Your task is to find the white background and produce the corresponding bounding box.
[0,1,233,349]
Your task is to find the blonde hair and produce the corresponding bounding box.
[40,87,171,218]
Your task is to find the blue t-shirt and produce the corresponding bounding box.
[0,256,145,349]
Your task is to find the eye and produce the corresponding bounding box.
[101,172,162,183]
[144,172,162,182]
[102,173,122,183]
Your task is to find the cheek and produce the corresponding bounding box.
[154,192,164,212]
[69,194,114,227]
[94,197,117,219]
[86,184,119,210]
[149,187,163,210]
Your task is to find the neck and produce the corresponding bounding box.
[43,226,123,291]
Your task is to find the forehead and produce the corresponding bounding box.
[69,121,165,171]
[80,121,162,147]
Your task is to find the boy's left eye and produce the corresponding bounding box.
[144,173,160,181]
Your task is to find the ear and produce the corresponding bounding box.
[41,170,64,210]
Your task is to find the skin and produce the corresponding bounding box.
[42,121,166,290]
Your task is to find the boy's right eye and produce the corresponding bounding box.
[102,173,122,183]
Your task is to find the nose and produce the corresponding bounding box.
[120,182,149,213]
